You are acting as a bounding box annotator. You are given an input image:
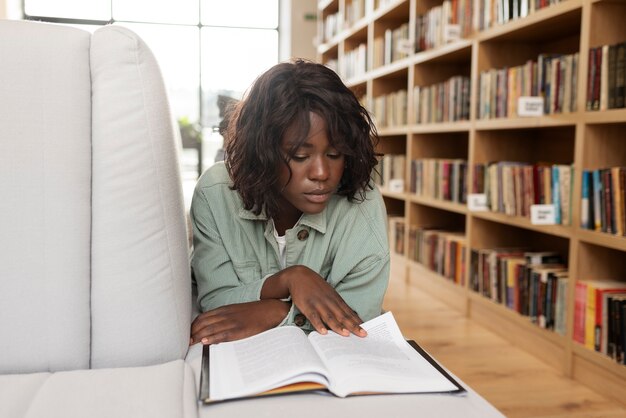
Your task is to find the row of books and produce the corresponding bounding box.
[413,76,471,123]
[322,11,342,42]
[372,23,411,68]
[469,249,568,334]
[372,154,406,192]
[415,0,468,53]
[345,0,369,28]
[414,0,564,52]
[580,168,626,236]
[409,227,467,285]
[326,0,563,44]
[478,53,579,119]
[370,89,408,128]
[340,43,367,80]
[574,280,626,364]
[474,162,573,225]
[409,158,468,204]
[586,42,626,111]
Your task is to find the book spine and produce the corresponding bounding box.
[585,283,597,350]
[609,43,618,109]
[574,281,587,344]
[592,169,602,231]
[581,170,591,229]
[554,277,568,335]
[552,166,561,224]
[616,42,626,108]
[603,169,614,234]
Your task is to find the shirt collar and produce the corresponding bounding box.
[238,207,327,234]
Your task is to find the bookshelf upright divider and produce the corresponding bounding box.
[318,0,626,406]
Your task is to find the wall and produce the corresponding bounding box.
[280,0,317,61]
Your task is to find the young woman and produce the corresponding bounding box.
[190,59,389,345]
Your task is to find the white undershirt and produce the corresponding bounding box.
[272,224,287,269]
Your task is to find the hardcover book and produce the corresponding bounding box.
[198,312,464,404]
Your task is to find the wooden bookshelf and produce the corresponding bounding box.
[318,0,626,406]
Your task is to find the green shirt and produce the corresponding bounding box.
[190,162,390,333]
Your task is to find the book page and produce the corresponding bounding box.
[210,326,330,401]
[308,311,459,397]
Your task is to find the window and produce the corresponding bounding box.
[24,0,279,171]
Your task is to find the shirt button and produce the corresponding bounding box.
[297,229,309,241]
[294,314,306,327]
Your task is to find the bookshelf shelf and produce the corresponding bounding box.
[408,195,467,214]
[468,290,567,346]
[468,291,568,368]
[471,211,573,238]
[369,57,412,79]
[572,342,626,381]
[378,126,409,136]
[379,188,407,201]
[584,109,626,124]
[412,40,473,66]
[372,0,409,21]
[317,0,334,12]
[318,0,626,406]
[474,116,578,130]
[408,261,467,311]
[409,121,472,133]
[577,229,626,252]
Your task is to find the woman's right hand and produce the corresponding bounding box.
[262,265,366,337]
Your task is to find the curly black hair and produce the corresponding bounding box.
[225,59,379,219]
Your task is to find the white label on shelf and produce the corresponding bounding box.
[396,39,414,55]
[444,24,461,44]
[388,179,404,193]
[530,204,556,225]
[517,97,544,117]
[467,193,488,212]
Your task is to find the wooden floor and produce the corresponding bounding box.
[383,266,626,418]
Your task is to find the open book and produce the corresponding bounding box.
[199,311,464,403]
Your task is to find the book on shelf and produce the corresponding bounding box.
[198,312,465,403]
[574,280,626,358]
[581,167,626,236]
[388,216,406,256]
[587,41,626,111]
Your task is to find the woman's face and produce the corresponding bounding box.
[276,112,345,222]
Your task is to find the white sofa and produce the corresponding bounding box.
[0,19,508,418]
[0,20,198,417]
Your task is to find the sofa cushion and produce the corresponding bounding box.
[0,20,92,373]
[0,360,198,418]
[90,25,191,368]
